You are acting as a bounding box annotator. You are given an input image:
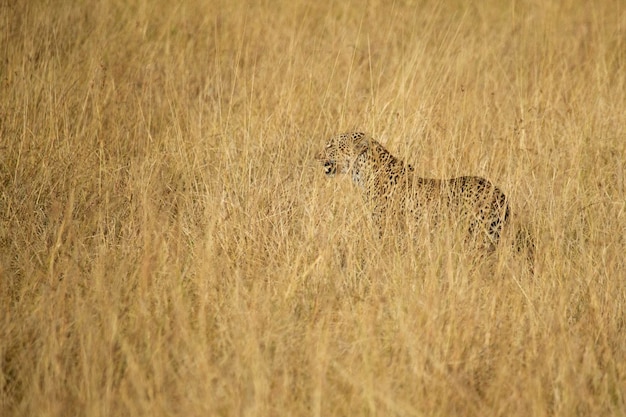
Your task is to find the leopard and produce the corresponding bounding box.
[315,132,513,252]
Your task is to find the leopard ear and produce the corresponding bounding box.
[353,135,370,154]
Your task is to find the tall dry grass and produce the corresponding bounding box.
[1,0,625,415]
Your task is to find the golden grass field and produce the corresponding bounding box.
[1,0,625,415]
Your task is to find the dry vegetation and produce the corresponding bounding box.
[1,0,625,415]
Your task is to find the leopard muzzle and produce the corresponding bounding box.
[323,160,337,176]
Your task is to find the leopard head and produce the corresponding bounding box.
[315,132,370,177]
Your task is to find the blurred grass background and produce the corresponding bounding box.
[1,0,625,415]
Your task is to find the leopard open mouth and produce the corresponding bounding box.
[323,160,337,176]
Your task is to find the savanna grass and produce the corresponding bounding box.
[1,0,625,415]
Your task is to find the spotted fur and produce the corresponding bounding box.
[315,132,511,250]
